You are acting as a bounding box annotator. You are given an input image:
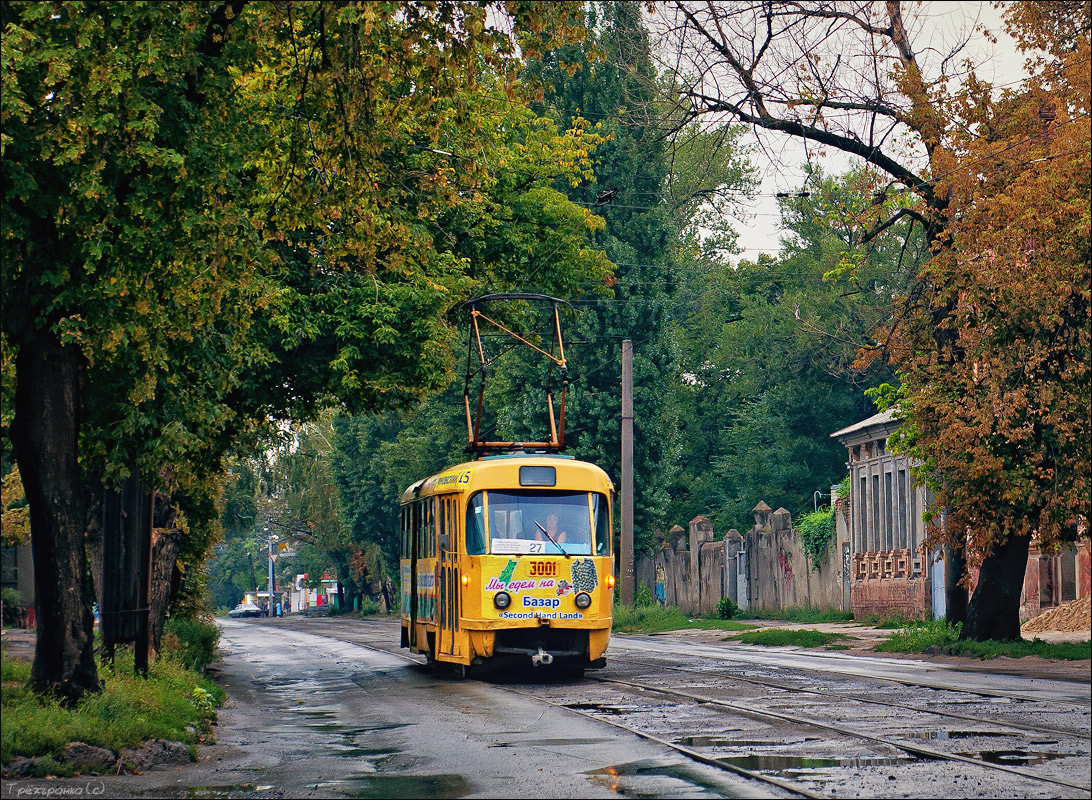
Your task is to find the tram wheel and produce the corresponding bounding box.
[451,663,470,680]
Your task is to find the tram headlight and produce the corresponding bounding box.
[574,592,592,609]
[493,591,512,610]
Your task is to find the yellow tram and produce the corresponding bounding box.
[399,452,614,676]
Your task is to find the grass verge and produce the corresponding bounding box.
[875,619,1091,660]
[612,604,756,634]
[725,628,856,648]
[744,606,855,624]
[2,643,224,775]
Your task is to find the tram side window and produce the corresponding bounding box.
[413,501,423,558]
[438,496,447,549]
[421,499,430,554]
[592,493,611,556]
[430,498,438,555]
[420,500,428,556]
[466,493,486,555]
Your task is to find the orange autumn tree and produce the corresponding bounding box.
[873,1,1090,640]
[657,0,1088,640]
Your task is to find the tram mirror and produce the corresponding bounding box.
[438,533,450,553]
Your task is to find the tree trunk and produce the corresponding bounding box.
[960,533,1032,642]
[12,330,99,703]
[944,543,968,626]
[148,527,183,658]
[381,578,394,613]
[148,492,182,658]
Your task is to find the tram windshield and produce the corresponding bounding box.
[465,490,609,556]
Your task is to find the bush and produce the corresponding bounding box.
[358,597,383,616]
[634,584,654,608]
[1,647,223,767]
[716,597,739,619]
[1,587,21,607]
[161,617,220,672]
[797,506,836,569]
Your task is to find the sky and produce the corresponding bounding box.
[683,1,1034,261]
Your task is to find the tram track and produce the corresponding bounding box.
[504,683,823,799]
[581,674,1090,795]
[617,653,1091,741]
[277,619,1091,798]
[275,625,818,796]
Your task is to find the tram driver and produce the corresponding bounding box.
[541,512,568,544]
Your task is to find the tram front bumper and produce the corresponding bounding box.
[466,620,611,664]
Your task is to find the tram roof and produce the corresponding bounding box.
[399,453,613,503]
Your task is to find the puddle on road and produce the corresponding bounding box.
[564,702,633,715]
[325,773,471,799]
[330,744,399,759]
[185,786,274,798]
[675,736,818,749]
[907,729,1014,740]
[300,721,404,735]
[487,737,615,748]
[717,753,916,776]
[969,749,1067,766]
[588,759,759,799]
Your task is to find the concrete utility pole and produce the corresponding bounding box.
[267,527,275,615]
[620,339,634,605]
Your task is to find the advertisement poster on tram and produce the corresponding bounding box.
[482,556,599,620]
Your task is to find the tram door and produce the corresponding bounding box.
[407,502,419,649]
[436,495,460,658]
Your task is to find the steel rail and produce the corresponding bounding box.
[283,625,818,798]
[617,654,1092,741]
[250,621,1090,796]
[588,675,1091,794]
[502,684,823,800]
[621,636,1091,706]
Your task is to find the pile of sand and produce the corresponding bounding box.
[1021,596,1091,634]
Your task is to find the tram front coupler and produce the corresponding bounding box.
[531,647,554,667]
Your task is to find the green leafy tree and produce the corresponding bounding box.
[207,461,262,609]
[1,0,606,700]
[330,387,470,585]
[273,414,367,610]
[524,1,756,551]
[667,167,912,532]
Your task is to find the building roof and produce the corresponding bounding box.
[829,408,900,440]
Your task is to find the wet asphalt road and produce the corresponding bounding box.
[3,616,1088,799]
[2,618,784,799]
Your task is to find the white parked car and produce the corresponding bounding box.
[228,602,262,619]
